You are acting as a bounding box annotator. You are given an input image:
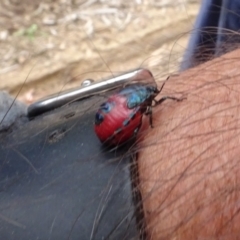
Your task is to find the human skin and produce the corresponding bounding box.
[137,48,240,239]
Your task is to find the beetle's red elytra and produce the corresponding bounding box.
[94,78,184,146]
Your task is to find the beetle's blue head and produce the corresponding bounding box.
[125,85,158,109]
[127,91,142,109]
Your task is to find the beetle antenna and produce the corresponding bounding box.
[158,75,170,93]
[158,73,180,93]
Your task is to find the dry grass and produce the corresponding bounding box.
[0,0,200,103]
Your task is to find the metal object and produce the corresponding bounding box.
[27,68,154,118]
[81,79,94,87]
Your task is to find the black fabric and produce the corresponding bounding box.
[0,97,140,240]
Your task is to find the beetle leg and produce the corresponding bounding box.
[149,107,153,128]
[145,106,153,128]
[156,96,184,105]
[152,99,158,106]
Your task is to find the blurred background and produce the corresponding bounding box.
[0,0,200,104]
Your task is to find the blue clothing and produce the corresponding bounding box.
[181,0,240,70]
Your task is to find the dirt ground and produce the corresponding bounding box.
[0,0,200,104]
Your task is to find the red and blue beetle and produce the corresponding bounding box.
[94,76,182,146]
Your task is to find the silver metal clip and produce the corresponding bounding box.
[27,68,154,118]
